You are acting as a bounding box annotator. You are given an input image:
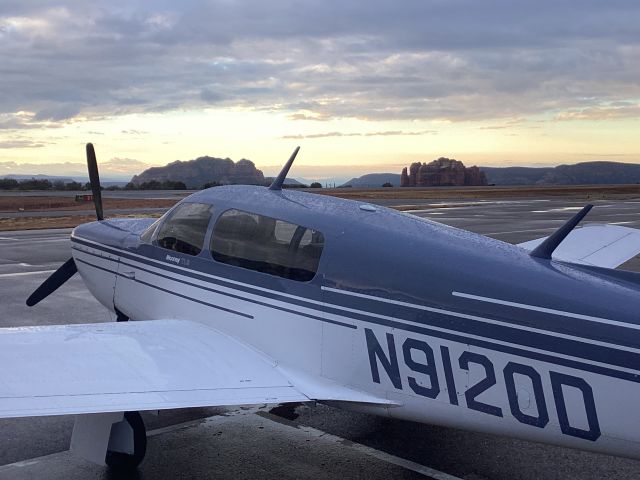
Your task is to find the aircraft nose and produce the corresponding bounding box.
[72,218,155,248]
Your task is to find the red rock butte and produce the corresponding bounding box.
[400,158,488,187]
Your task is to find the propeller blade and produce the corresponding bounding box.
[26,258,78,307]
[86,143,104,221]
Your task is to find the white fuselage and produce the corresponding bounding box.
[72,233,640,460]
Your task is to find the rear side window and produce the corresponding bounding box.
[156,202,213,256]
[210,209,324,282]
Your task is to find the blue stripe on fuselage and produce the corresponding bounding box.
[71,236,640,383]
[73,247,356,330]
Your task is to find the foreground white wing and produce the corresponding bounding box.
[517,224,640,268]
[0,320,308,418]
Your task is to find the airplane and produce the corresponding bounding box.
[3,143,640,470]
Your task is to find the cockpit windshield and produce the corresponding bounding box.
[152,202,213,256]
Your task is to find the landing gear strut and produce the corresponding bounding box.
[105,411,147,470]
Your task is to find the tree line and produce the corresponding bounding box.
[0,178,326,191]
[0,178,188,191]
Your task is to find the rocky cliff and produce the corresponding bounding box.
[400,158,488,187]
[130,156,265,189]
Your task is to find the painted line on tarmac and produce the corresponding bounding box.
[0,262,33,268]
[0,236,67,243]
[0,270,55,278]
[257,412,464,480]
[21,238,70,244]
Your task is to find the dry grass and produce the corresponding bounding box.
[0,196,179,212]
[0,213,164,231]
[2,184,640,232]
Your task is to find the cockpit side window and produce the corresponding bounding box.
[155,202,213,256]
[210,209,325,282]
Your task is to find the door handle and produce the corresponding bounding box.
[122,271,136,280]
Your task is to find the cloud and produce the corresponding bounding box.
[555,104,640,121]
[0,161,87,176]
[281,129,437,139]
[34,104,81,121]
[0,1,639,125]
[288,113,330,121]
[0,140,46,148]
[101,157,150,174]
[121,129,148,135]
[0,112,62,130]
[477,118,526,130]
[0,157,150,177]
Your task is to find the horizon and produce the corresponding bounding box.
[2,156,639,186]
[1,2,639,180]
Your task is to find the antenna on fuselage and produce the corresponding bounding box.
[529,204,593,260]
[269,146,300,191]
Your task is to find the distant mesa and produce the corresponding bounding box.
[130,156,265,189]
[400,158,487,187]
[341,173,402,188]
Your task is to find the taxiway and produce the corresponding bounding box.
[1,197,640,479]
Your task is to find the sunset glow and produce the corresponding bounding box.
[1,2,639,181]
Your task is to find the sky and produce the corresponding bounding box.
[1,1,639,181]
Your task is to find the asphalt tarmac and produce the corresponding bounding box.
[1,196,640,479]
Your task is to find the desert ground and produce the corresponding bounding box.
[2,184,640,231]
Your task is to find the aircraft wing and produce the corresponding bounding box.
[0,319,309,418]
[517,224,640,268]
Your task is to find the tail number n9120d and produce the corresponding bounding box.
[364,329,601,441]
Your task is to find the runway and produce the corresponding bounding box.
[1,196,640,479]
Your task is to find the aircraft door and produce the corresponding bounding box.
[319,232,358,386]
[113,234,146,321]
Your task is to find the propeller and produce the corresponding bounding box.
[86,143,104,221]
[26,258,78,306]
[26,143,103,306]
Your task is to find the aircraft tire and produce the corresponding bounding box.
[105,411,147,470]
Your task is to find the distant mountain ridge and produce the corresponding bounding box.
[483,161,640,185]
[0,174,76,183]
[131,156,265,189]
[127,157,640,189]
[341,173,401,187]
[342,161,640,187]
[479,166,553,185]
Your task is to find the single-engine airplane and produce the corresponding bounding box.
[3,144,640,470]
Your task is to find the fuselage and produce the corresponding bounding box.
[70,185,640,459]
